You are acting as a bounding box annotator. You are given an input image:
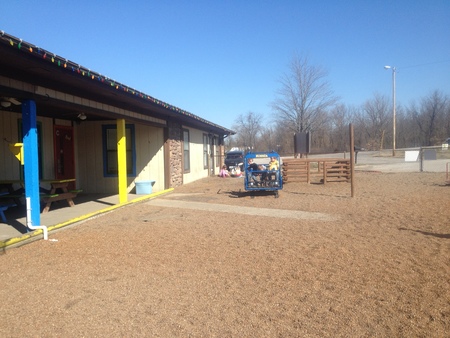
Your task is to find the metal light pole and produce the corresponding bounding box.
[384,65,396,156]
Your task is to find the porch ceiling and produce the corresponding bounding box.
[0,32,234,135]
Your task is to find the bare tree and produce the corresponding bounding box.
[445,99,450,139]
[352,106,368,148]
[271,54,338,134]
[231,111,263,151]
[272,120,295,155]
[392,106,411,148]
[362,93,391,150]
[409,90,449,146]
[329,104,354,151]
[259,126,277,152]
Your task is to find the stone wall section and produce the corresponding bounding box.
[168,120,183,187]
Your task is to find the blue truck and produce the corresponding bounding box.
[244,151,283,198]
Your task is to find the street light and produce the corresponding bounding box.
[384,65,396,156]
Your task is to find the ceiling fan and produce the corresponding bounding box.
[0,97,21,108]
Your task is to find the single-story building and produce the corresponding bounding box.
[0,31,234,226]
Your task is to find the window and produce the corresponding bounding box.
[183,129,190,172]
[203,133,209,169]
[102,124,136,177]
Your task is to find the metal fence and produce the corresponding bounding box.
[418,145,450,172]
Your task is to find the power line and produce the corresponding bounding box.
[399,59,450,70]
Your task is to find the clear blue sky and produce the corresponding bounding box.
[2,1,449,130]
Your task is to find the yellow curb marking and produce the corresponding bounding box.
[0,188,174,249]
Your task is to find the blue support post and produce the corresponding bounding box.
[22,100,41,228]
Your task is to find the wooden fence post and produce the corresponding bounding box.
[350,123,355,197]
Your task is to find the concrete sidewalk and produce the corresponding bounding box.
[148,198,336,221]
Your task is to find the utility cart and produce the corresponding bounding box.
[244,151,283,198]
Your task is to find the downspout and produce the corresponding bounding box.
[26,197,48,240]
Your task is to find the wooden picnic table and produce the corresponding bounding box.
[40,179,80,213]
[0,178,81,213]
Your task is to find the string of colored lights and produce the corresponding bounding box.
[0,30,226,128]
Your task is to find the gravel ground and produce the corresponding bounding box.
[0,172,449,337]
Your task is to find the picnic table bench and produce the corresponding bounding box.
[0,191,16,223]
[0,179,82,213]
[40,179,82,213]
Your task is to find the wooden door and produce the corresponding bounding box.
[53,125,75,188]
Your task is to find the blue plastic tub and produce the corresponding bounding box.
[135,180,155,194]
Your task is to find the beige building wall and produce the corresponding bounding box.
[0,110,22,180]
[1,109,223,195]
[0,111,54,180]
[76,121,165,194]
[75,121,108,193]
[133,123,165,192]
[182,127,211,185]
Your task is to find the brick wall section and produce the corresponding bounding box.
[168,120,183,187]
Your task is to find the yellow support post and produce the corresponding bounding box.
[117,119,128,204]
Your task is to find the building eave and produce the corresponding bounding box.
[0,31,235,136]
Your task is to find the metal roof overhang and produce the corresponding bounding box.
[0,36,234,136]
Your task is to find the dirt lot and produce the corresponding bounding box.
[1,172,449,337]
